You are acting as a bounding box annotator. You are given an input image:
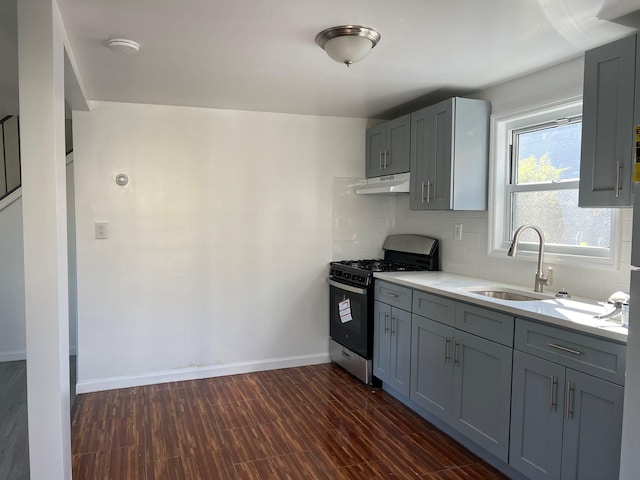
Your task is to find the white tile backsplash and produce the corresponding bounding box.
[332,182,633,300]
[331,177,396,261]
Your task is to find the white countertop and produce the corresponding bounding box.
[373,271,628,344]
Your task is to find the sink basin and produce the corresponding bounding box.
[471,290,539,301]
[464,287,547,302]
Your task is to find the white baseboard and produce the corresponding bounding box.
[76,352,331,394]
[0,350,26,362]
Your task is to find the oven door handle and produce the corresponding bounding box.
[327,278,367,295]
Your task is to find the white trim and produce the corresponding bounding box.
[489,96,620,267]
[0,187,22,212]
[76,352,331,394]
[0,350,27,362]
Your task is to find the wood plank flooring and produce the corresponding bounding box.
[72,364,508,479]
[0,360,29,480]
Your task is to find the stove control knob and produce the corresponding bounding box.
[343,273,352,280]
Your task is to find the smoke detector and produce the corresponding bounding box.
[107,38,140,55]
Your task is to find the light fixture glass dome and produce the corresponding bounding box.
[316,25,381,67]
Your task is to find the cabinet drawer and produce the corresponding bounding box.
[515,319,626,385]
[375,281,412,311]
[454,302,514,347]
[412,290,455,326]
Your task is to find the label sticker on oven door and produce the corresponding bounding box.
[339,299,353,323]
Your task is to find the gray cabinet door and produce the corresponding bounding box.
[389,307,412,397]
[365,115,410,178]
[510,351,565,480]
[451,330,513,463]
[579,34,636,207]
[373,300,391,382]
[366,122,387,178]
[561,369,624,480]
[410,314,454,422]
[410,107,429,209]
[427,98,454,210]
[385,114,411,175]
[409,100,453,210]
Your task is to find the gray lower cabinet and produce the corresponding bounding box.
[411,314,512,463]
[561,368,624,480]
[510,350,565,479]
[451,330,512,462]
[411,314,454,421]
[373,300,412,397]
[510,351,625,480]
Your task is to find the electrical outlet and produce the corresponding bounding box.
[454,224,463,241]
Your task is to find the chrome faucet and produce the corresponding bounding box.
[507,224,553,293]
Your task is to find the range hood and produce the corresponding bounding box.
[356,172,410,195]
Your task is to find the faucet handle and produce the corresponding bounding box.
[545,267,553,286]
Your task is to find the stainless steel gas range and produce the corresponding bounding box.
[327,234,440,383]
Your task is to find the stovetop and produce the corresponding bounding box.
[329,235,440,288]
[329,259,429,287]
[332,259,426,273]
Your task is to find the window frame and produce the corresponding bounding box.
[488,97,621,267]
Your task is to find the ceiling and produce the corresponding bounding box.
[1,0,639,119]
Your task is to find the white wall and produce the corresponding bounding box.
[0,157,77,362]
[0,194,26,361]
[393,56,632,300]
[73,101,366,391]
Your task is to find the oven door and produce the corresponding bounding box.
[328,279,372,359]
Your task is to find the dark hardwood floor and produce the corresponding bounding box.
[72,363,508,479]
[0,360,29,480]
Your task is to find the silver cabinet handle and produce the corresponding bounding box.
[615,160,622,198]
[426,180,431,204]
[565,382,575,419]
[421,181,425,204]
[453,340,460,366]
[384,312,389,333]
[549,376,558,412]
[444,337,451,363]
[390,316,396,336]
[383,292,399,298]
[384,150,389,169]
[548,343,582,356]
[341,350,351,358]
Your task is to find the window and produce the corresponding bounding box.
[491,98,618,263]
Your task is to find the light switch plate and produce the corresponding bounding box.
[95,222,109,239]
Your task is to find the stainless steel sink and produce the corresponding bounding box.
[470,290,540,301]
[464,287,546,302]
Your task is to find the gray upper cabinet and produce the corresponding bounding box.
[365,114,411,178]
[579,34,638,207]
[410,97,490,211]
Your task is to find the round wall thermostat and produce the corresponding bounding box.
[115,174,129,186]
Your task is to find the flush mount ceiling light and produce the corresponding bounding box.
[107,38,140,55]
[315,25,381,67]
